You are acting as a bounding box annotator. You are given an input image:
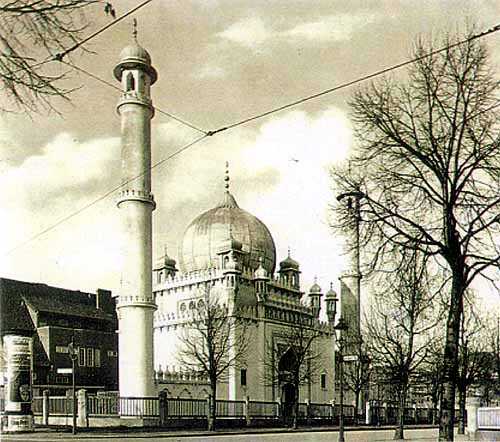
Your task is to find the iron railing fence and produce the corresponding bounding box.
[478,407,500,430]
[118,397,158,418]
[164,398,207,418]
[216,399,245,417]
[87,395,119,416]
[248,400,279,418]
[309,402,333,418]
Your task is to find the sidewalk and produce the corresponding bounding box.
[1,424,488,440]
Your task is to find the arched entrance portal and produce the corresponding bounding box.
[278,347,298,426]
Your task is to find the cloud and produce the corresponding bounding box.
[217,16,271,48]
[285,13,380,42]
[0,129,123,293]
[193,64,226,79]
[217,12,382,50]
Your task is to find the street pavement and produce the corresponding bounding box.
[3,427,497,442]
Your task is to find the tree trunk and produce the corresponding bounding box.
[354,389,360,426]
[394,386,406,440]
[208,380,217,431]
[458,385,466,434]
[292,385,299,429]
[439,270,465,441]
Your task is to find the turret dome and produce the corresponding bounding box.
[309,278,322,294]
[113,41,157,84]
[179,190,276,274]
[279,251,300,271]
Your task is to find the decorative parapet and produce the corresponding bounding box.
[155,366,210,384]
[117,91,153,108]
[155,267,225,290]
[117,189,155,208]
[116,298,157,311]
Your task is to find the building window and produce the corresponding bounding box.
[321,373,326,389]
[240,369,247,387]
[79,347,85,367]
[86,348,94,367]
[107,350,118,357]
[78,347,102,367]
[55,345,69,354]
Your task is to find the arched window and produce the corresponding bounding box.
[126,72,135,91]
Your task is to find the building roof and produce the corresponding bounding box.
[0,278,116,336]
[179,190,277,275]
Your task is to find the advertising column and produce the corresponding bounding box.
[3,334,34,432]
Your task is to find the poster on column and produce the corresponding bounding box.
[5,335,32,412]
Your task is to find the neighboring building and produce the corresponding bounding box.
[152,179,338,408]
[0,278,118,395]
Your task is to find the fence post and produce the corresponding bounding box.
[465,396,480,438]
[42,390,50,426]
[276,397,281,422]
[206,395,211,428]
[77,389,88,428]
[365,400,371,425]
[158,390,167,426]
[245,396,251,427]
[330,400,335,425]
[305,398,311,426]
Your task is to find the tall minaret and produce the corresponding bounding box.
[113,24,158,398]
[337,191,363,343]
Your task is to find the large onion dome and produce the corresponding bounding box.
[178,190,276,274]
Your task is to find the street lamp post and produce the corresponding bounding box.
[67,340,77,435]
[335,317,349,442]
[325,291,349,442]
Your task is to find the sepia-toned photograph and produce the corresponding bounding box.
[0,1,499,441]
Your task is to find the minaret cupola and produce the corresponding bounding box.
[113,21,157,111]
[308,277,323,318]
[278,248,300,289]
[324,282,338,324]
[253,257,269,302]
[154,246,177,284]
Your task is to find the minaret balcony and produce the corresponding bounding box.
[117,91,153,110]
[117,189,156,208]
[116,296,157,310]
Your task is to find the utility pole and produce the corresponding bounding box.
[67,340,77,435]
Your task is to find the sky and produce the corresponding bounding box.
[1,0,499,314]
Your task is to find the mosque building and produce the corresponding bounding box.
[151,169,339,405]
[111,34,359,412]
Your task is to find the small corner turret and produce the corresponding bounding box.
[253,257,269,302]
[278,248,300,290]
[308,277,323,318]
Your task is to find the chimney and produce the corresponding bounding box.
[96,289,112,311]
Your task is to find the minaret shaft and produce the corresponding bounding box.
[114,42,157,399]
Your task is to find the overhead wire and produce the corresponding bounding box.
[61,60,206,134]
[5,133,208,256]
[205,23,500,137]
[10,0,154,75]
[4,22,500,255]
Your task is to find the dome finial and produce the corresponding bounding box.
[287,247,291,258]
[132,18,138,42]
[225,161,230,192]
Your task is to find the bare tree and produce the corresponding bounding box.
[456,298,491,434]
[0,0,114,113]
[485,314,500,403]
[342,334,371,424]
[177,284,249,431]
[421,341,445,425]
[331,29,500,441]
[365,246,441,440]
[260,313,326,429]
